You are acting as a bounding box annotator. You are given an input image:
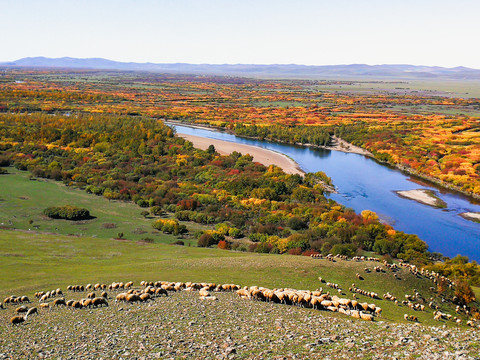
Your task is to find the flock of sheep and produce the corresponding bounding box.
[3,256,479,330]
[236,285,381,321]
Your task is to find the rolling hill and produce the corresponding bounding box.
[2,56,480,79]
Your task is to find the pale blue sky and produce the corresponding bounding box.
[2,0,480,68]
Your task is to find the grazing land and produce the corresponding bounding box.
[1,229,480,358]
[1,291,479,359]
[0,170,202,245]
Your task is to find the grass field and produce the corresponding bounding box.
[0,169,206,245]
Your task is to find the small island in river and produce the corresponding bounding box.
[395,189,447,208]
[460,212,480,223]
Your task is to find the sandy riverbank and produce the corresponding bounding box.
[326,136,373,156]
[178,134,304,175]
[395,189,447,208]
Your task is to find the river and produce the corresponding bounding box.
[169,123,480,261]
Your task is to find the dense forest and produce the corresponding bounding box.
[1,68,480,286]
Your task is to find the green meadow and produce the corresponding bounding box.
[0,169,204,245]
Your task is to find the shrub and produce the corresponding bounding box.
[43,205,91,221]
[249,233,268,243]
[302,249,319,257]
[150,206,164,216]
[331,243,356,257]
[248,243,258,252]
[455,280,476,305]
[152,219,187,235]
[256,242,273,253]
[172,240,185,246]
[288,247,303,255]
[217,240,231,250]
[198,233,214,247]
[287,216,307,230]
[137,199,149,208]
[228,227,243,238]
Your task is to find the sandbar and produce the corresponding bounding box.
[460,212,480,223]
[178,134,304,175]
[396,189,447,208]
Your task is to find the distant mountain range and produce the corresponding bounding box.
[2,57,480,80]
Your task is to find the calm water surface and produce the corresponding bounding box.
[170,123,480,261]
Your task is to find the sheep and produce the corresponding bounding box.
[72,301,83,309]
[126,294,141,303]
[10,315,27,325]
[4,295,17,304]
[26,307,38,316]
[86,292,96,299]
[115,293,127,302]
[155,288,168,297]
[360,312,374,321]
[236,289,250,298]
[82,299,93,308]
[199,288,210,297]
[39,303,50,309]
[66,300,75,307]
[86,284,92,290]
[139,293,152,302]
[375,307,383,317]
[92,297,108,307]
[15,305,29,313]
[350,310,361,319]
[53,298,66,306]
[101,291,108,299]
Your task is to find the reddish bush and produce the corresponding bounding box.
[248,243,258,252]
[302,249,319,257]
[217,240,230,250]
[288,247,302,256]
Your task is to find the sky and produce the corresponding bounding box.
[2,0,480,69]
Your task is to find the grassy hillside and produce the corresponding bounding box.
[0,229,473,328]
[0,169,203,245]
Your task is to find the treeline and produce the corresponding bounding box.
[233,123,331,146]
